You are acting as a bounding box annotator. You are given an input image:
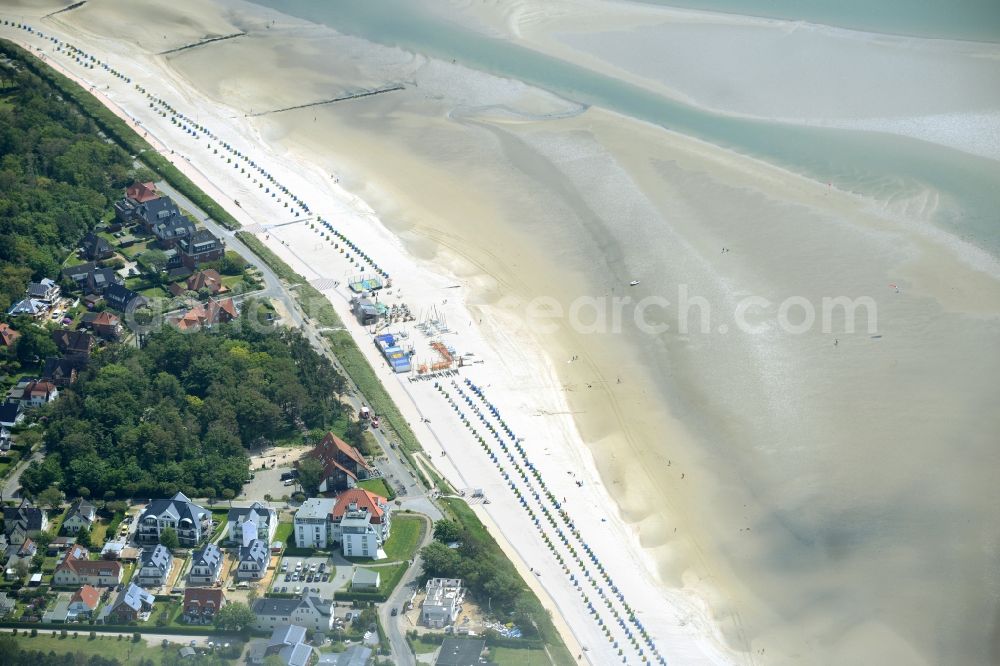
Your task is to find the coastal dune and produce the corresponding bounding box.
[8,0,1000,664]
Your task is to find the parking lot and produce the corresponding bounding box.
[238,445,310,501]
[271,555,349,599]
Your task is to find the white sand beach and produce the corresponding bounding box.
[4,1,1000,664]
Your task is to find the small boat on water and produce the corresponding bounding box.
[629,280,640,286]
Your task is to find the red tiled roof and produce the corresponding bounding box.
[333,488,387,524]
[0,323,18,347]
[25,380,57,398]
[91,311,120,327]
[126,182,159,203]
[71,584,101,610]
[187,270,226,294]
[171,297,238,331]
[318,432,370,470]
[183,587,224,607]
[59,548,122,578]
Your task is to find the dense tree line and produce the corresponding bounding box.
[20,320,347,499]
[422,516,542,637]
[0,61,140,312]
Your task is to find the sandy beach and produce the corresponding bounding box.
[4,1,1000,664]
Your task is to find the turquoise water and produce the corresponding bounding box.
[631,0,1000,42]
[251,0,1000,253]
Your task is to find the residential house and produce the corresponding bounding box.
[136,492,211,547]
[0,401,24,430]
[52,329,95,359]
[252,592,334,633]
[247,624,314,666]
[6,297,47,318]
[226,502,277,545]
[293,498,336,549]
[100,539,141,562]
[188,543,223,586]
[422,578,464,629]
[52,546,123,587]
[62,499,97,535]
[177,228,225,269]
[331,489,391,560]
[137,544,173,588]
[182,587,226,625]
[5,523,28,548]
[42,592,72,623]
[41,356,83,387]
[350,567,380,591]
[317,646,372,666]
[131,197,194,249]
[169,269,229,297]
[17,538,37,558]
[100,583,154,624]
[127,196,176,229]
[84,267,123,295]
[47,536,77,555]
[236,537,269,581]
[63,261,98,284]
[171,296,238,331]
[80,311,123,339]
[27,278,60,303]
[0,322,19,348]
[68,584,101,619]
[0,592,16,618]
[434,639,487,666]
[19,379,59,408]
[113,181,159,223]
[79,232,115,261]
[3,499,49,539]
[104,283,147,313]
[127,181,160,204]
[63,262,123,295]
[304,432,375,494]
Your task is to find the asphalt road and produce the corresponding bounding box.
[1,449,42,501]
[377,513,434,666]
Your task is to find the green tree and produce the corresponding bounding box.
[14,325,57,365]
[420,541,462,580]
[214,602,256,632]
[76,525,92,549]
[0,634,19,664]
[137,248,168,274]
[219,250,248,276]
[13,559,29,582]
[433,519,462,543]
[159,526,179,550]
[37,485,64,510]
[297,457,324,496]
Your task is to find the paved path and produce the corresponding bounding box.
[1,449,42,501]
[378,513,434,666]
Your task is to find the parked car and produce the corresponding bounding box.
[322,574,329,582]
[391,608,398,617]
